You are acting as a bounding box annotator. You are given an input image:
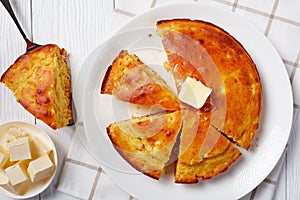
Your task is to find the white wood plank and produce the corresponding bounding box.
[0,1,38,199]
[32,0,114,84]
[0,0,35,124]
[274,108,299,200]
[2,1,294,200]
[273,157,287,200]
[31,0,114,199]
[286,109,300,200]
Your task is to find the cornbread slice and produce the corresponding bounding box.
[157,19,262,149]
[107,111,182,179]
[0,44,72,130]
[162,43,241,182]
[175,109,241,183]
[101,50,180,111]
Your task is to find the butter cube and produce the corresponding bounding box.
[7,137,32,161]
[178,77,212,109]
[0,146,9,168]
[30,136,52,158]
[5,163,28,186]
[28,155,54,182]
[8,126,28,138]
[0,152,8,168]
[0,172,18,194]
[2,134,16,145]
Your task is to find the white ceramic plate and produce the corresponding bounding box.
[0,121,57,199]
[76,2,293,199]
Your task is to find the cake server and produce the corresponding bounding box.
[1,0,40,52]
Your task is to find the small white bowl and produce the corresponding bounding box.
[0,121,58,199]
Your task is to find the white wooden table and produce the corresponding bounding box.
[0,0,299,199]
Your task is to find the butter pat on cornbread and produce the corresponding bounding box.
[178,77,212,109]
[7,137,31,161]
[28,155,54,183]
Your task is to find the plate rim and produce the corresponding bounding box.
[77,2,294,199]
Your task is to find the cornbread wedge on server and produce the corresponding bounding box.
[0,44,72,130]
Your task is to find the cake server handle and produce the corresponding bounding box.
[1,0,40,51]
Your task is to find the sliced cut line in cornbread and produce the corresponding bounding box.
[0,44,72,130]
[101,50,180,111]
[175,109,241,183]
[106,111,182,180]
[157,19,262,150]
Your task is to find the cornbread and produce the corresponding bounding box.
[101,50,180,111]
[107,111,182,179]
[157,19,262,149]
[174,109,241,183]
[0,44,72,130]
[101,18,262,183]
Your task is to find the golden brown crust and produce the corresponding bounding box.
[107,111,182,180]
[174,109,241,183]
[103,19,261,182]
[175,142,241,183]
[110,145,164,180]
[1,44,57,89]
[101,65,113,94]
[0,44,72,129]
[101,50,180,110]
[157,19,262,150]
[101,50,138,94]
